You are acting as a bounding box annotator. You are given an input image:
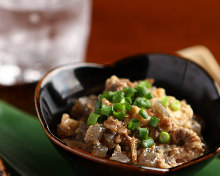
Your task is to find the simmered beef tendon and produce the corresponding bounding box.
[92,141,108,157]
[151,101,173,132]
[103,116,124,133]
[110,145,131,163]
[129,137,138,163]
[166,98,194,129]
[72,95,98,118]
[57,75,205,169]
[105,75,134,91]
[102,98,113,106]
[84,124,106,142]
[104,116,138,162]
[138,150,158,167]
[170,127,204,162]
[74,121,88,141]
[103,130,116,149]
[57,114,79,138]
[110,151,131,163]
[191,119,202,136]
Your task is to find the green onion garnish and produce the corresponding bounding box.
[113,111,126,120]
[97,115,108,124]
[113,103,125,112]
[134,97,151,109]
[128,119,140,131]
[101,104,112,116]
[87,113,100,125]
[125,97,132,104]
[148,116,159,127]
[98,94,104,101]
[94,101,102,114]
[103,91,114,101]
[120,98,125,104]
[159,131,170,143]
[146,92,153,99]
[124,101,133,111]
[138,109,149,119]
[138,127,149,140]
[170,100,181,111]
[136,85,148,97]
[161,96,169,107]
[112,91,125,103]
[94,108,101,114]
[123,87,128,92]
[138,80,152,89]
[123,87,136,98]
[141,138,154,148]
[113,103,126,120]
[145,99,151,109]
[134,97,147,109]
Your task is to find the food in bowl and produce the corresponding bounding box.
[57,75,205,169]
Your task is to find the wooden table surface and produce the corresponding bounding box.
[86,0,220,65]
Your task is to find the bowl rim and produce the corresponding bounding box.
[35,53,220,174]
[0,157,8,176]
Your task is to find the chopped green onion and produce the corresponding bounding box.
[103,91,114,101]
[138,127,149,140]
[103,92,109,99]
[138,80,152,89]
[134,97,144,103]
[108,91,114,100]
[136,85,148,97]
[124,101,133,111]
[120,98,125,104]
[159,131,170,143]
[125,97,132,104]
[113,103,126,120]
[113,103,125,112]
[148,116,159,127]
[101,104,112,116]
[113,111,126,120]
[123,87,128,92]
[128,119,140,131]
[87,113,100,125]
[94,108,101,114]
[141,138,154,148]
[146,92,154,99]
[123,87,136,98]
[94,101,102,114]
[145,99,151,109]
[99,94,104,101]
[139,109,149,119]
[161,96,170,107]
[134,98,151,109]
[97,115,108,124]
[134,97,147,109]
[112,91,125,103]
[170,100,181,111]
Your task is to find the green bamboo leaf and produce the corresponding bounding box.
[0,101,77,176]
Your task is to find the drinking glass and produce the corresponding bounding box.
[0,0,91,85]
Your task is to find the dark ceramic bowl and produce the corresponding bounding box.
[35,54,220,176]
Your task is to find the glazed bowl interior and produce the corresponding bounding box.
[36,53,220,174]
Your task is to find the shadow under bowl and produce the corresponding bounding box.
[35,53,220,176]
